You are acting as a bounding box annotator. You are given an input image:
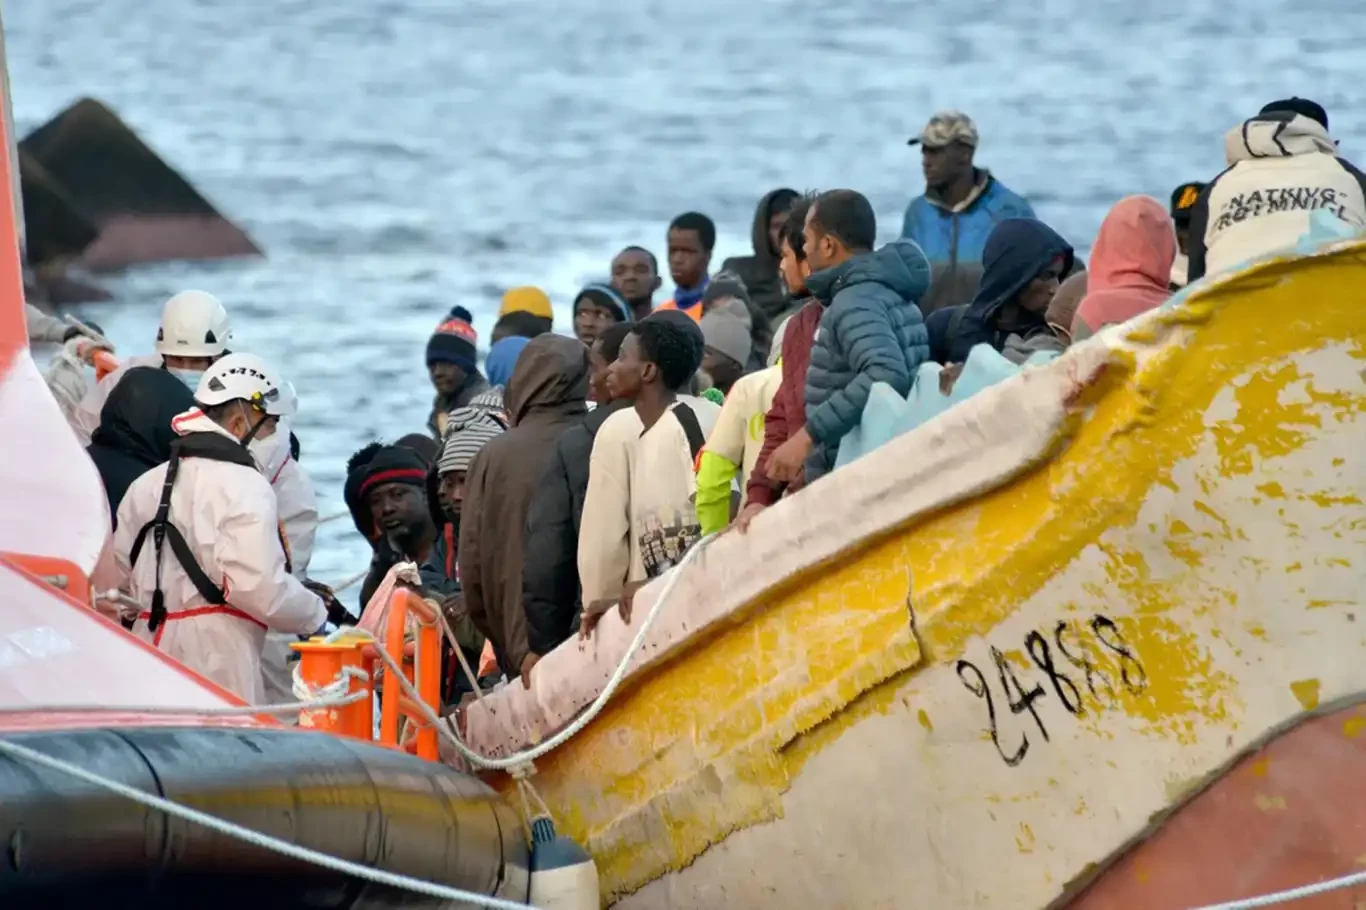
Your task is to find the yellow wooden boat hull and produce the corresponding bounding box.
[496,237,1366,908]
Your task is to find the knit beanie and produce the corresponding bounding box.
[426,306,479,374]
[343,443,430,539]
[700,303,753,367]
[499,286,554,321]
[573,283,632,323]
[438,401,508,476]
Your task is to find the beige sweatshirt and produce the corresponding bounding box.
[577,396,719,603]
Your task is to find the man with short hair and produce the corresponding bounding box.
[577,312,719,618]
[115,353,346,703]
[658,212,716,320]
[771,189,931,485]
[900,111,1034,302]
[579,314,715,638]
[610,246,663,320]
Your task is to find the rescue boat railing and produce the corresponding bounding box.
[293,586,443,761]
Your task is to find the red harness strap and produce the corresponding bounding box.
[138,604,268,648]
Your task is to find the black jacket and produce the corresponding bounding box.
[925,219,1074,364]
[86,366,195,525]
[522,398,632,656]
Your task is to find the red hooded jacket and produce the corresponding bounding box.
[745,299,822,506]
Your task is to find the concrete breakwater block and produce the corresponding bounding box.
[20,97,262,271]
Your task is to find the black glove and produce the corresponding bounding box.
[305,580,357,627]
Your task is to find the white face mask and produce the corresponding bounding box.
[248,422,291,483]
[168,367,204,389]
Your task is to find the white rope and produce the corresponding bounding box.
[0,737,536,910]
[0,684,368,719]
[1190,871,1366,909]
[362,535,714,773]
[291,663,370,706]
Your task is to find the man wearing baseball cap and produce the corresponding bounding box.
[900,110,1035,312]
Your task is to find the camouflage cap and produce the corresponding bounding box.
[908,110,979,149]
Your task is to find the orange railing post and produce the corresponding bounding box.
[292,634,372,739]
[373,587,443,762]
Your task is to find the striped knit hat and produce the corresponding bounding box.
[438,389,508,475]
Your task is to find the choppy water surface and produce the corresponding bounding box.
[6,0,1362,578]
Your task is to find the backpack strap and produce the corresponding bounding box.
[672,403,707,467]
[128,432,253,633]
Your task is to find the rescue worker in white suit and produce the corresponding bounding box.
[114,353,350,703]
[72,289,233,446]
[251,380,324,708]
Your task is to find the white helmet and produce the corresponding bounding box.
[195,353,291,416]
[156,290,232,358]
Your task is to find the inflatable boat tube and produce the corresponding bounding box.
[0,726,530,908]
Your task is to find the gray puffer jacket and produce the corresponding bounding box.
[804,241,931,481]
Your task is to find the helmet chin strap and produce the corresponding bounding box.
[237,401,270,446]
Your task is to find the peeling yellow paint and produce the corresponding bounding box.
[1343,717,1366,739]
[1248,758,1270,778]
[1254,793,1288,812]
[1290,678,1322,710]
[1245,623,1268,640]
[495,240,1366,902]
[1016,822,1036,854]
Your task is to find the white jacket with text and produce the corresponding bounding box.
[1188,112,1366,282]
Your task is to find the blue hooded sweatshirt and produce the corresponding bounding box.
[925,218,1073,365]
[803,240,931,482]
[901,170,1036,267]
[486,336,531,388]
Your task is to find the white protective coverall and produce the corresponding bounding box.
[259,434,320,707]
[114,409,327,703]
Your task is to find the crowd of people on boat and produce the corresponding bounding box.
[40,96,1365,707]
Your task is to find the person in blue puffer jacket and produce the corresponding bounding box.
[901,111,1035,314]
[764,190,930,487]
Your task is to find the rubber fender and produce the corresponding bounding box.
[0,726,530,909]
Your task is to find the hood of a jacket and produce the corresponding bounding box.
[806,240,932,307]
[504,334,589,426]
[89,366,196,467]
[1225,112,1337,165]
[749,188,800,262]
[967,218,1074,326]
[1089,195,1175,293]
[486,336,531,388]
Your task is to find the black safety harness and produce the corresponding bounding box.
[129,431,289,634]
